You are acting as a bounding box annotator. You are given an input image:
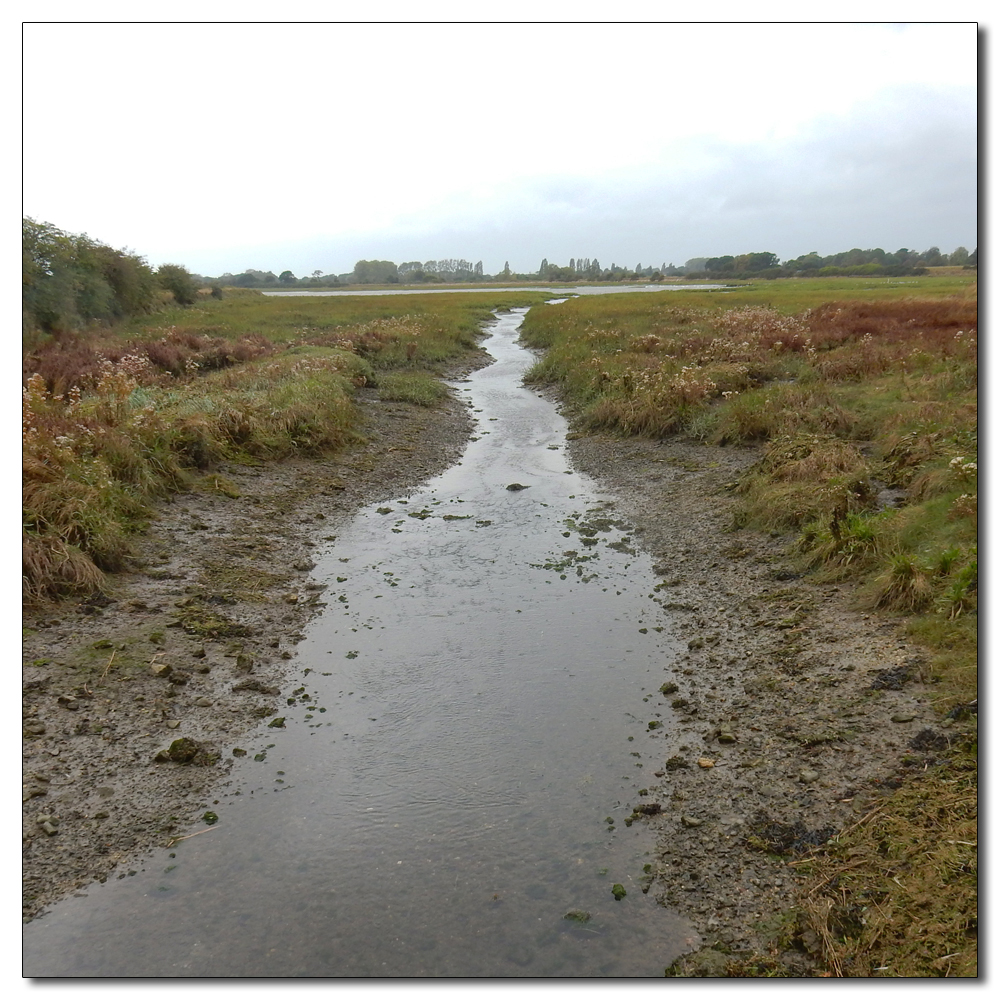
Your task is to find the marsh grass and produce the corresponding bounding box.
[521,281,977,695]
[791,737,977,978]
[375,372,450,406]
[521,275,977,977]
[23,291,549,599]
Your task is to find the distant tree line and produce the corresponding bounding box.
[25,218,978,341]
[23,218,202,338]
[204,245,977,290]
[683,245,976,280]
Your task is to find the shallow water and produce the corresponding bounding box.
[23,309,696,977]
[262,283,729,296]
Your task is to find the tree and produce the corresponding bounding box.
[949,246,970,266]
[278,270,297,285]
[157,263,200,305]
[539,258,549,278]
[353,260,398,284]
[23,218,158,335]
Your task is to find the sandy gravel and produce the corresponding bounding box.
[23,351,956,975]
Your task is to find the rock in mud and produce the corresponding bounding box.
[505,483,530,491]
[563,909,591,923]
[155,737,203,764]
[633,802,662,816]
[232,679,279,695]
[150,662,172,678]
[611,884,627,900]
[681,815,704,828]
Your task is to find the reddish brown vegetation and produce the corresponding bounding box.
[804,299,977,351]
[23,327,274,394]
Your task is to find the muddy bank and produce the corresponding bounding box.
[24,349,958,973]
[563,432,960,973]
[22,357,488,922]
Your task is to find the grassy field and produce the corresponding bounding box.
[520,273,977,977]
[22,290,552,600]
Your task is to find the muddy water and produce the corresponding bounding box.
[23,309,696,977]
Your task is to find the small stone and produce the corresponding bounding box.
[23,721,46,736]
[611,884,627,900]
[165,720,181,729]
[41,821,59,837]
[563,909,591,923]
[697,758,715,768]
[150,662,173,678]
[718,728,736,744]
[169,670,191,686]
[235,654,254,672]
[681,815,704,828]
[195,697,213,707]
[891,713,917,723]
[232,748,247,757]
[799,769,820,784]
[293,558,316,572]
[506,483,530,491]
[283,593,299,604]
[268,717,286,728]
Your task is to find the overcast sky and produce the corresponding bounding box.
[22,20,978,277]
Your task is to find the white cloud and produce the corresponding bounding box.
[22,21,977,274]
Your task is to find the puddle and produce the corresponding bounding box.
[23,309,697,977]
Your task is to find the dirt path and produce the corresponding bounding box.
[24,359,951,975]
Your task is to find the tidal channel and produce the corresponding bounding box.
[23,308,696,977]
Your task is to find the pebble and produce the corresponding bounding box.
[195,697,213,707]
[165,720,181,730]
[682,815,704,828]
[798,769,820,783]
[891,713,917,723]
[150,663,172,678]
